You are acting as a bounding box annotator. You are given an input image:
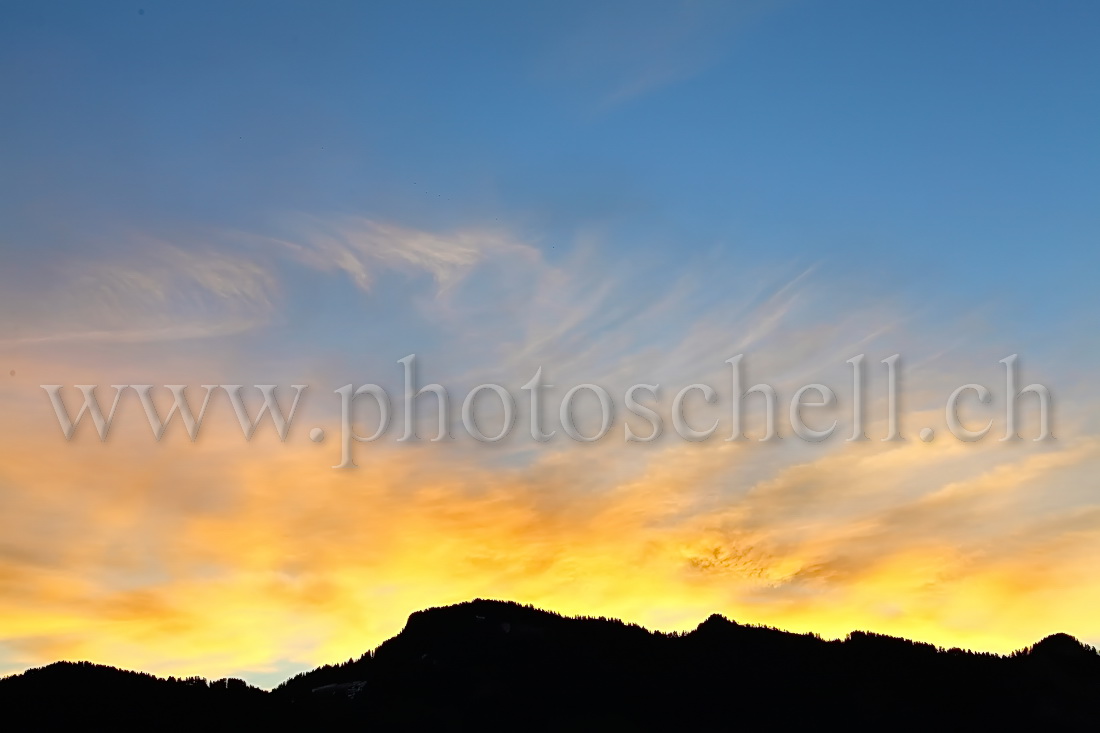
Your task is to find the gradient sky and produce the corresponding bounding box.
[2,1,1100,688]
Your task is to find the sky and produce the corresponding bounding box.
[1,0,1100,688]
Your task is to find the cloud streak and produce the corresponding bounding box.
[0,239,277,346]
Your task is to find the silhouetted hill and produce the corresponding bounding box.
[3,599,1098,730]
[0,660,279,729]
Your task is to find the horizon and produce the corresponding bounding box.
[3,1,1100,694]
[6,596,1092,691]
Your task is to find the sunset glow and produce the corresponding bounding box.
[2,1,1099,690]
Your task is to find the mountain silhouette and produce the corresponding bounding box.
[2,599,1098,729]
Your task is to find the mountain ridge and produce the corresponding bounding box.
[3,598,1098,729]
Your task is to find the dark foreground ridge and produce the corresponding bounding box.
[3,599,1098,730]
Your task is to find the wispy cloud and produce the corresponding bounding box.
[0,239,277,345]
[261,215,540,293]
[538,0,775,110]
[1,212,1095,686]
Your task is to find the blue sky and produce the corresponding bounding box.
[4,2,1098,310]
